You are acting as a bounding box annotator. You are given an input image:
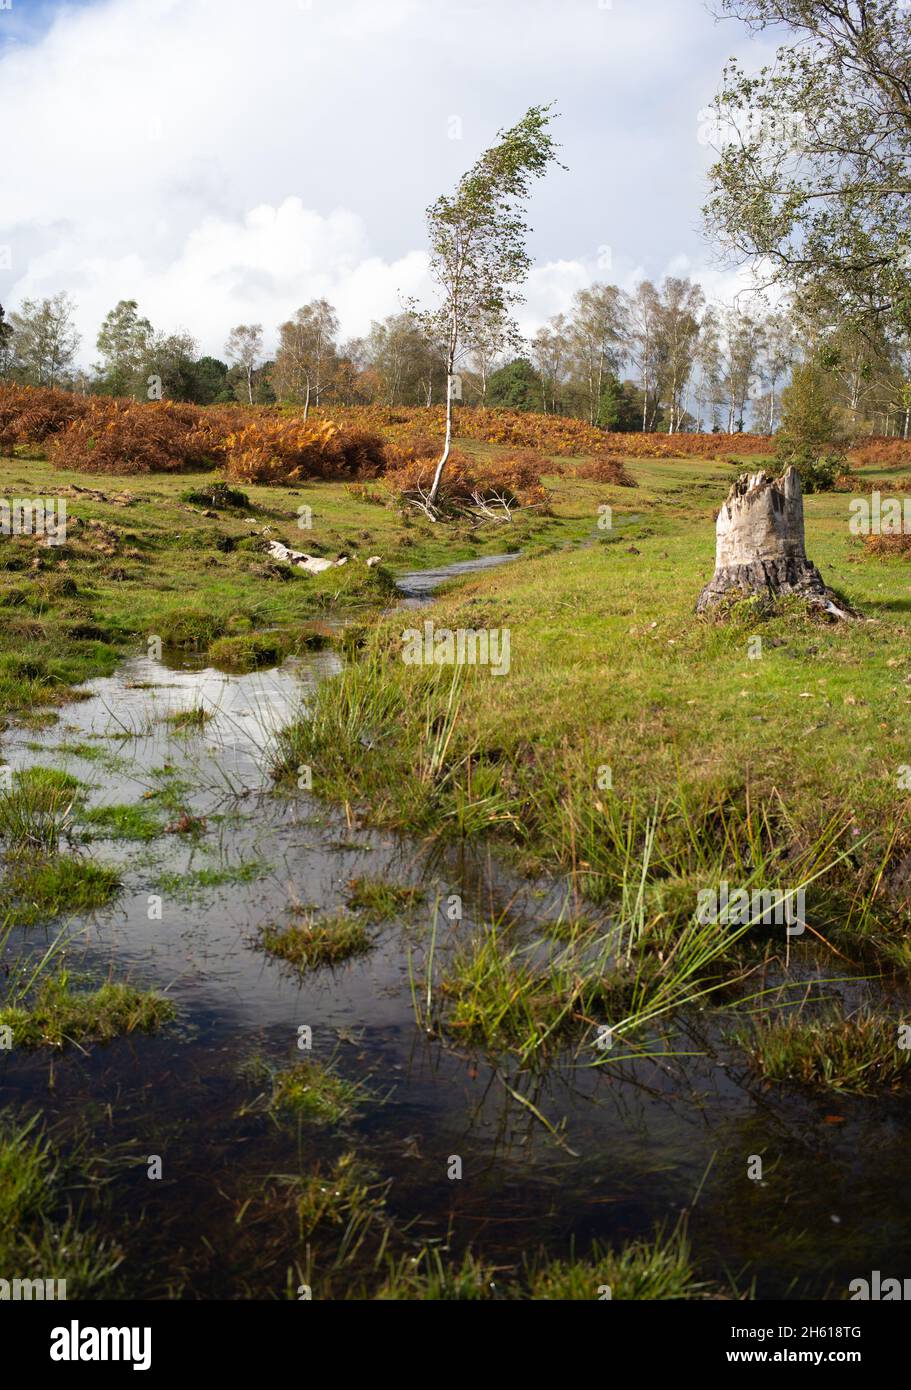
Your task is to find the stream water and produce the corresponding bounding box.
[1,555,908,1298]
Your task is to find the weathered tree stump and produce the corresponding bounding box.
[696,467,853,618]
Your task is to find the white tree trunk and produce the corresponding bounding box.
[697,468,854,619]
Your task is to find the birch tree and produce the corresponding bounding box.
[418,103,564,512]
[568,283,625,426]
[225,323,263,405]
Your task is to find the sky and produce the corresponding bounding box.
[1,0,782,365]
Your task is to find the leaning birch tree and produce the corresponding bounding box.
[418,104,564,513]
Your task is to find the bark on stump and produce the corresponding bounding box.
[696,467,853,618]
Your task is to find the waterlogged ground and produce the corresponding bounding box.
[1,557,910,1298]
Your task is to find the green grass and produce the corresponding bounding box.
[1,853,121,926]
[257,910,372,971]
[249,1057,369,1126]
[207,633,287,672]
[524,1224,706,1301]
[287,1152,388,1238]
[344,875,423,918]
[167,704,212,731]
[0,453,601,721]
[0,1111,124,1296]
[156,860,268,898]
[271,458,911,976]
[375,1224,711,1300]
[80,801,165,842]
[731,1007,911,1092]
[0,767,88,857]
[0,970,175,1048]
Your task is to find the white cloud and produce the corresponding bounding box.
[0,0,781,363]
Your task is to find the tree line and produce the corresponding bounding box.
[2,283,909,439]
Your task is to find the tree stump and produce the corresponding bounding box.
[696,467,853,618]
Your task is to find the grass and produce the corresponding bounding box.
[270,455,911,975]
[0,970,175,1048]
[413,814,850,1063]
[0,1111,124,1296]
[244,1056,369,1126]
[1,853,121,926]
[0,452,601,722]
[257,910,372,971]
[344,875,423,918]
[79,801,165,842]
[167,704,212,731]
[155,860,267,897]
[731,1006,911,1093]
[207,633,287,672]
[286,1153,389,1240]
[0,768,86,852]
[375,1224,711,1300]
[523,1224,707,1301]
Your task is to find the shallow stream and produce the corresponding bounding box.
[1,555,907,1298]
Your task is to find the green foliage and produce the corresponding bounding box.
[597,375,643,432]
[775,360,843,491]
[488,357,543,411]
[0,972,175,1048]
[706,2,911,333]
[257,911,372,972]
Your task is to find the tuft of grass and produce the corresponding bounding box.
[525,1224,706,1301]
[180,481,250,510]
[0,769,86,853]
[375,1249,498,1301]
[207,633,285,672]
[344,875,423,919]
[0,971,175,1049]
[156,860,267,898]
[376,1224,711,1301]
[731,1007,911,1093]
[80,802,164,842]
[157,608,234,649]
[257,911,372,971]
[254,1057,368,1127]
[167,704,212,731]
[0,1111,124,1296]
[287,1153,387,1237]
[1,854,120,926]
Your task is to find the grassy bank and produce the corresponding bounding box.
[0,446,623,721]
[272,454,911,982]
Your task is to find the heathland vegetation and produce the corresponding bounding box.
[3,0,911,1302]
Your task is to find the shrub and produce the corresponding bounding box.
[384,448,551,514]
[223,417,386,484]
[573,455,637,486]
[52,400,215,474]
